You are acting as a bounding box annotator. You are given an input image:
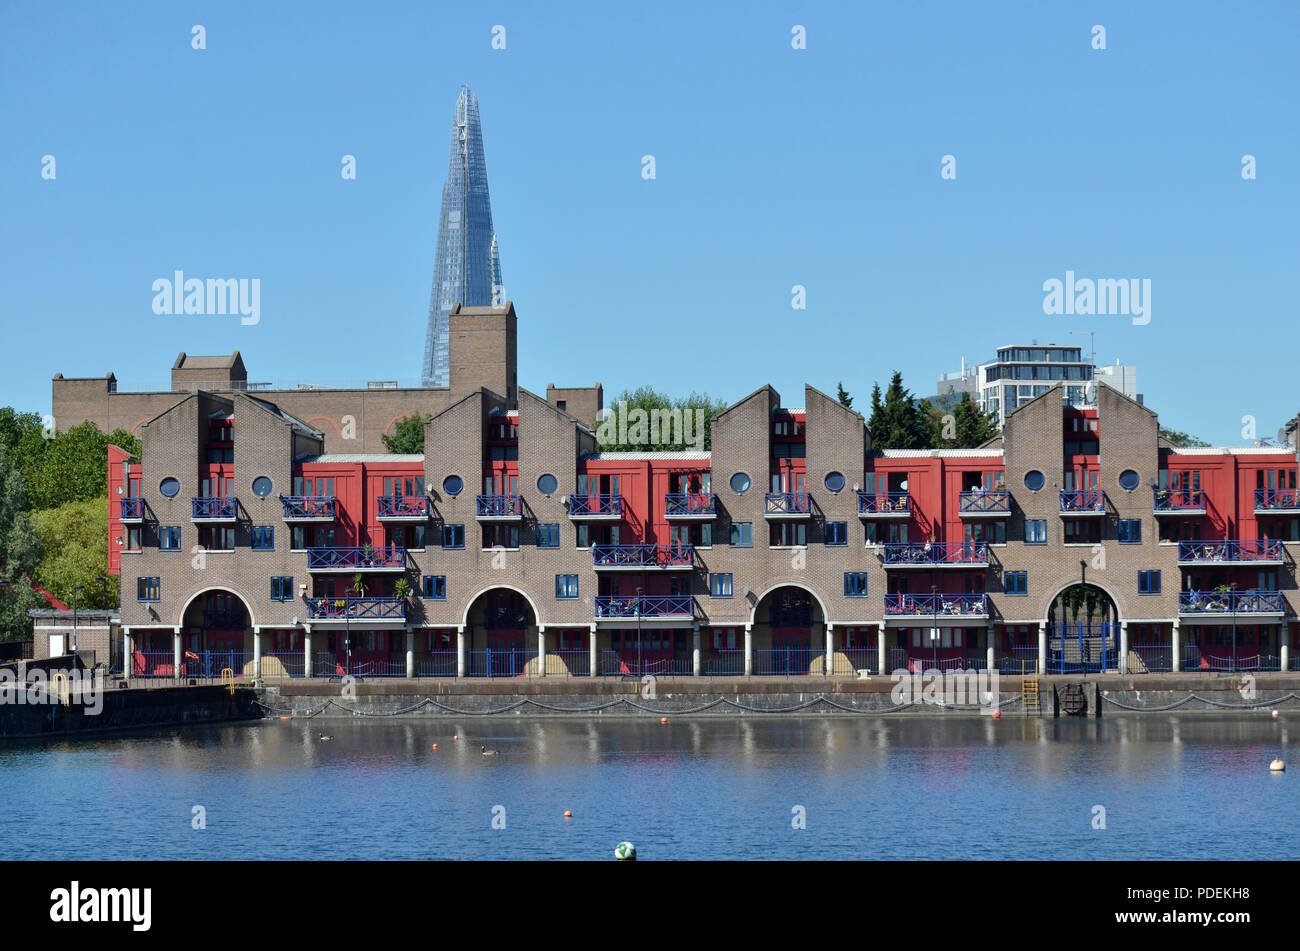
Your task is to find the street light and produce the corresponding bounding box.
[636,586,643,677]
[1229,580,1238,673]
[931,584,939,671]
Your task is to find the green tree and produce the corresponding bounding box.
[383,414,432,454]
[594,386,728,452]
[25,421,140,510]
[935,392,1000,448]
[1160,428,1211,448]
[867,372,930,450]
[0,448,43,641]
[31,497,116,609]
[835,382,853,409]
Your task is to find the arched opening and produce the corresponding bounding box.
[464,586,538,677]
[751,584,825,675]
[1046,582,1119,673]
[157,588,256,679]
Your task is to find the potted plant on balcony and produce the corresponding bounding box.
[352,574,367,600]
[392,578,410,603]
[361,542,375,567]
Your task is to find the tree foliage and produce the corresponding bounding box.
[22,421,141,510]
[1160,428,1211,448]
[383,414,432,454]
[868,374,998,449]
[0,447,44,640]
[32,497,116,609]
[835,382,853,409]
[595,386,728,452]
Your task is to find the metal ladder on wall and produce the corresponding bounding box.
[1021,660,1040,715]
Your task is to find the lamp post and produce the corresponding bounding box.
[636,586,643,677]
[930,584,938,671]
[1229,581,1238,673]
[72,584,84,659]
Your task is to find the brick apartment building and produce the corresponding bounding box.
[104,372,1300,680]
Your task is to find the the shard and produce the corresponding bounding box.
[422,86,502,388]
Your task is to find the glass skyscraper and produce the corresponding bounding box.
[422,85,502,388]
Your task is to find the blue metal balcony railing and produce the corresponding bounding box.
[1153,488,1205,512]
[306,597,407,620]
[664,493,716,516]
[192,497,237,519]
[858,492,911,515]
[885,593,989,616]
[1059,489,1105,513]
[281,496,337,519]
[476,494,521,517]
[765,492,810,514]
[1256,488,1300,510]
[958,490,1010,514]
[881,542,988,566]
[1177,540,1283,563]
[569,494,622,517]
[594,595,695,619]
[307,547,407,570]
[377,495,428,518]
[592,544,694,568]
[120,498,144,520]
[1179,590,1285,615]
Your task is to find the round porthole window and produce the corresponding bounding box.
[537,473,558,495]
[824,471,845,493]
[1024,470,1045,492]
[159,477,180,498]
[730,472,751,494]
[1118,469,1140,491]
[443,475,463,496]
[252,476,273,497]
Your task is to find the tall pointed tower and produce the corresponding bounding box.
[422,86,502,388]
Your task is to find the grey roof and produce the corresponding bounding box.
[299,454,424,464]
[244,394,323,439]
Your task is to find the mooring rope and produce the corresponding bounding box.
[1100,691,1300,712]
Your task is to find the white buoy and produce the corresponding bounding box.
[614,841,637,861]
[1269,759,1285,772]
[1272,710,1280,719]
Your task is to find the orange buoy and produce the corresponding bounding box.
[432,743,438,750]
[453,735,458,740]
[660,717,668,724]
[992,710,1002,720]
[564,810,572,818]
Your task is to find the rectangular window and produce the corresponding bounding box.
[966,522,1006,545]
[844,572,869,597]
[159,526,181,551]
[824,521,847,546]
[555,574,579,599]
[575,524,590,548]
[137,577,160,601]
[709,573,733,597]
[1005,571,1028,596]
[1063,520,1101,544]
[1024,519,1047,544]
[422,575,447,599]
[124,526,141,552]
[1117,519,1142,544]
[769,522,806,546]
[730,522,753,547]
[199,526,235,550]
[270,576,294,601]
[536,523,560,548]
[1138,570,1161,595]
[442,524,465,549]
[483,524,519,549]
[251,526,274,550]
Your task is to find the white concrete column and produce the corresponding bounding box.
[537,625,546,677]
[1037,621,1047,675]
[1171,620,1181,672]
[877,625,887,675]
[692,623,701,677]
[405,629,415,679]
[743,624,753,677]
[589,624,598,677]
[303,627,313,679]
[122,628,133,680]
[1280,626,1289,672]
[456,626,466,678]
[173,628,182,680]
[252,628,263,682]
[986,622,995,672]
[1119,621,1129,674]
[824,623,835,677]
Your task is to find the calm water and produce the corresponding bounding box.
[4,715,1299,860]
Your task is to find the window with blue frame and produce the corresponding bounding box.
[1005,571,1028,595]
[1138,570,1161,594]
[709,573,733,597]
[423,575,447,599]
[824,521,848,546]
[442,524,465,549]
[251,526,274,550]
[844,572,868,597]
[271,576,294,601]
[1118,519,1142,543]
[730,522,753,546]
[137,577,160,601]
[536,523,560,548]
[1024,520,1047,544]
[159,526,181,551]
[556,574,579,599]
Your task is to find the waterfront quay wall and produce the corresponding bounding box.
[0,684,261,739]
[258,673,1300,719]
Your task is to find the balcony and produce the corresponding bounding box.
[191,497,237,522]
[885,593,989,618]
[281,496,337,521]
[307,547,407,572]
[881,542,988,568]
[1059,490,1106,515]
[568,494,622,520]
[119,498,144,523]
[1177,540,1284,565]
[958,490,1010,517]
[377,495,428,521]
[858,492,911,518]
[665,493,716,519]
[595,595,695,621]
[592,543,693,570]
[306,597,407,625]
[476,494,522,520]
[765,492,810,518]
[1153,488,1206,515]
[1256,488,1300,514]
[1178,589,1284,617]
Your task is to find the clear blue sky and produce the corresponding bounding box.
[2,0,1297,445]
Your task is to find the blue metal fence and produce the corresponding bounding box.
[1177,540,1283,563]
[958,490,1010,514]
[569,494,622,517]
[703,650,745,676]
[1050,622,1112,673]
[417,652,458,677]
[476,494,521,517]
[858,492,911,515]
[191,497,237,519]
[664,493,716,516]
[281,496,337,519]
[466,649,536,678]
